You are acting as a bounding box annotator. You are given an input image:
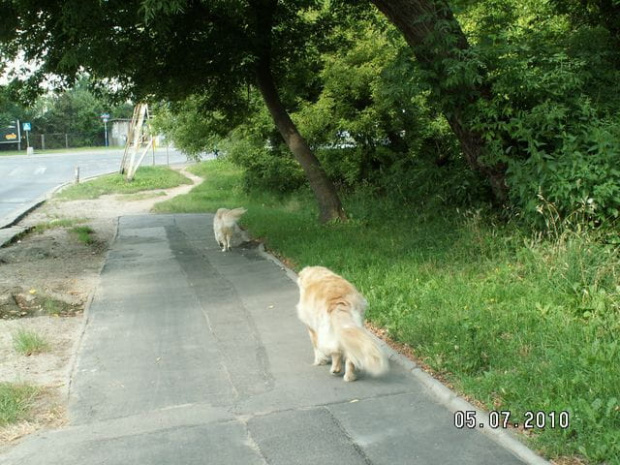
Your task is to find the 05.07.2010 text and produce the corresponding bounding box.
[454,410,570,430]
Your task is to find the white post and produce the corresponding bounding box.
[25,129,32,155]
[16,119,21,151]
[126,104,147,181]
[128,137,154,180]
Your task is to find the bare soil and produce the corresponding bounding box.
[0,166,201,445]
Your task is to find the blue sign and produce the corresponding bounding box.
[22,122,32,131]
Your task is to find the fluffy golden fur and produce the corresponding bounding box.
[296,266,388,382]
[213,207,247,252]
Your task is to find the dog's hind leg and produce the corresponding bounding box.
[343,359,357,382]
[307,328,329,365]
[330,352,343,375]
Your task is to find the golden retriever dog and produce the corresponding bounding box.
[213,207,247,252]
[296,266,388,382]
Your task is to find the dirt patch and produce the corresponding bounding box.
[0,165,201,446]
[1,290,83,320]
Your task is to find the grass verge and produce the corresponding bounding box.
[12,329,50,356]
[57,165,192,200]
[156,159,620,464]
[22,218,95,246]
[69,225,96,245]
[0,383,40,427]
[32,218,88,234]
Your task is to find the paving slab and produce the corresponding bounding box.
[0,213,549,465]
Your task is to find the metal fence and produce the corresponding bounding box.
[0,132,109,151]
[30,132,107,150]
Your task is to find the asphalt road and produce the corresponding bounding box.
[0,213,550,465]
[0,147,190,229]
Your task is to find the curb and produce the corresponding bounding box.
[0,173,114,245]
[63,216,121,402]
[256,242,551,465]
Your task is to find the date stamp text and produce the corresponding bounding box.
[454,410,570,430]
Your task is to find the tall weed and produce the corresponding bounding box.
[0,383,40,426]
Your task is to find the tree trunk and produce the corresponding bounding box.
[255,60,347,223]
[370,0,509,203]
[251,0,346,223]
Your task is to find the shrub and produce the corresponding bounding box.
[226,140,306,194]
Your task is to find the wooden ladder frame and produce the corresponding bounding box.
[119,103,154,181]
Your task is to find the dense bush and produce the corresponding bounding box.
[151,1,620,233]
[463,1,620,227]
[227,142,306,194]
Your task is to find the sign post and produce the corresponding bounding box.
[22,122,32,155]
[101,113,110,147]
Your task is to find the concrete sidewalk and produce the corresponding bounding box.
[0,214,549,465]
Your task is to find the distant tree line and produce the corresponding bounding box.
[0,77,133,149]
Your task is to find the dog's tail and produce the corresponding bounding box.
[332,308,389,377]
[224,207,247,220]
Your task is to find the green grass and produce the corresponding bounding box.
[26,218,95,245]
[32,218,88,234]
[12,329,50,356]
[0,383,40,426]
[41,296,63,316]
[70,225,96,245]
[57,165,192,200]
[156,159,620,464]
